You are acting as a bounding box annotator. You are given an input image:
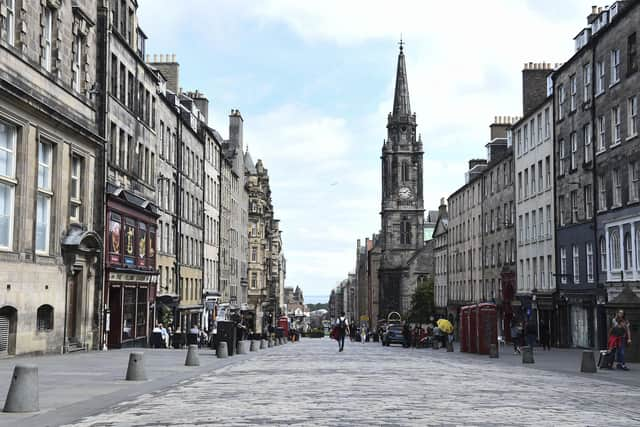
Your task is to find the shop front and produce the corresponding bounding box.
[103,189,159,349]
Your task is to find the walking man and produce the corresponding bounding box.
[336,312,350,352]
[610,310,632,371]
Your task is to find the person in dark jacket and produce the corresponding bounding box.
[539,320,550,350]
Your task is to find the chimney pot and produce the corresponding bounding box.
[172,54,176,62]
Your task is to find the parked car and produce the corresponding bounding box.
[382,324,405,346]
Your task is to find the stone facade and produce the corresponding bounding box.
[433,200,448,311]
[379,45,425,317]
[0,0,102,355]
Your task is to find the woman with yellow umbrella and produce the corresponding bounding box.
[437,318,454,349]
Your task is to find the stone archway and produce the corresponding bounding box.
[0,305,18,356]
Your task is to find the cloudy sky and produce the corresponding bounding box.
[139,0,599,303]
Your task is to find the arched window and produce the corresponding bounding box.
[625,232,633,270]
[402,161,410,182]
[610,229,621,270]
[36,305,53,331]
[600,236,607,272]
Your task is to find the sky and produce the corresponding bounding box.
[139,0,601,304]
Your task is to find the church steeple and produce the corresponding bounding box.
[392,40,411,117]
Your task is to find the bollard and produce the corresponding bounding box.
[580,350,597,373]
[237,340,248,355]
[279,337,284,345]
[217,341,228,358]
[260,339,267,350]
[489,343,499,358]
[268,339,273,348]
[125,352,147,381]
[3,365,39,413]
[446,341,454,352]
[521,346,534,364]
[250,340,259,352]
[185,344,200,366]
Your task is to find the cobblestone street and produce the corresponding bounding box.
[65,339,640,426]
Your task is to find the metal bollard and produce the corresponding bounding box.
[236,340,248,355]
[521,346,534,364]
[250,340,259,352]
[185,344,200,366]
[489,343,499,358]
[260,339,267,350]
[125,352,147,381]
[3,365,39,413]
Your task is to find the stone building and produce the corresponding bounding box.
[367,234,381,327]
[513,64,557,344]
[97,0,160,349]
[589,2,640,359]
[0,0,102,355]
[378,44,426,317]
[221,110,249,308]
[355,238,369,322]
[447,159,486,315]
[433,199,449,313]
[480,119,516,338]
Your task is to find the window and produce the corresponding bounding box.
[596,61,605,94]
[531,210,537,241]
[72,34,84,92]
[524,169,529,197]
[597,115,606,152]
[538,160,543,192]
[600,236,607,272]
[36,142,53,253]
[43,7,53,72]
[571,190,578,223]
[586,243,594,283]
[558,84,565,119]
[598,176,607,211]
[630,161,640,202]
[612,106,621,144]
[529,120,535,150]
[558,195,565,226]
[400,221,412,245]
[629,33,638,75]
[119,63,126,103]
[585,184,593,219]
[538,207,543,240]
[401,161,410,182]
[583,62,591,102]
[70,155,82,221]
[610,229,621,270]
[517,129,522,156]
[518,172,522,200]
[546,205,552,237]
[570,74,577,111]
[251,246,257,262]
[625,232,633,270]
[36,305,54,331]
[544,107,550,138]
[613,169,622,207]
[570,132,577,170]
[525,213,530,242]
[0,121,17,249]
[628,96,638,138]
[251,272,257,289]
[518,215,523,243]
[545,156,551,188]
[636,229,640,271]
[572,245,580,284]
[537,113,542,144]
[583,123,592,163]
[560,247,567,284]
[611,49,621,84]
[524,124,529,151]
[3,0,15,46]
[531,164,536,195]
[559,139,566,175]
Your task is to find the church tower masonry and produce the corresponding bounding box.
[379,43,425,317]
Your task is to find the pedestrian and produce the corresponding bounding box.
[539,320,550,350]
[609,310,632,371]
[360,325,367,344]
[511,320,521,355]
[336,312,350,352]
[402,322,411,348]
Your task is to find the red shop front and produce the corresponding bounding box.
[104,188,159,349]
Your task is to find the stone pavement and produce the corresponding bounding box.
[0,345,262,427]
[63,338,640,426]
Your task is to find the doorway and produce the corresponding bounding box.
[0,306,18,356]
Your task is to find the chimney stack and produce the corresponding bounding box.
[522,62,554,117]
[229,109,244,152]
[148,53,180,93]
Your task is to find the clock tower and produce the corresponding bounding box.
[379,42,424,316]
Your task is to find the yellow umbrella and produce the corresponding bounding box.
[437,319,454,334]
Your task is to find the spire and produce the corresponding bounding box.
[392,39,411,117]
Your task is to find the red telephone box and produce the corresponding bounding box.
[278,316,289,337]
[469,305,478,353]
[477,303,497,354]
[460,306,470,353]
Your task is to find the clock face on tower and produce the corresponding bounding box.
[398,186,413,200]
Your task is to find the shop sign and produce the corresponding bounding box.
[109,272,154,284]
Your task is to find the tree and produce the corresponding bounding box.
[408,276,434,324]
